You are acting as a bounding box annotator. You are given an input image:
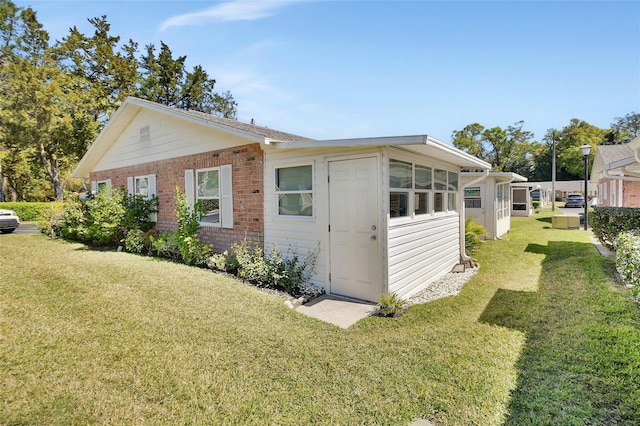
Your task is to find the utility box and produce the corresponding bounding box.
[552,215,580,229]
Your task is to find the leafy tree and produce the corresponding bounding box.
[139,41,186,106]
[451,121,536,177]
[55,15,139,124]
[139,42,236,117]
[0,2,97,200]
[531,120,606,181]
[610,112,640,143]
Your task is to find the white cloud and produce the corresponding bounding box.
[159,0,300,31]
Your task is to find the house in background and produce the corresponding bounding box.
[462,172,527,239]
[73,97,491,302]
[590,136,640,207]
[510,182,541,217]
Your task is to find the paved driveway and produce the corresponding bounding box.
[5,223,40,235]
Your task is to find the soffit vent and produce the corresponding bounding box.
[140,125,150,142]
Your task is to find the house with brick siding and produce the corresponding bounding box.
[591,136,640,207]
[73,97,490,302]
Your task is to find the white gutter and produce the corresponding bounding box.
[459,169,490,261]
[602,168,640,181]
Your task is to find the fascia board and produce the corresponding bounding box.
[272,134,491,169]
[72,100,138,178]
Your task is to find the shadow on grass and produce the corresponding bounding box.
[535,216,552,224]
[479,240,640,425]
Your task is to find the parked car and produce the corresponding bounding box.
[565,193,585,208]
[0,209,20,233]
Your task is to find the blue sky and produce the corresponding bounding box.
[15,0,640,143]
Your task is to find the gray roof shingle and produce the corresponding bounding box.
[597,144,634,165]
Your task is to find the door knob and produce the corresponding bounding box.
[370,235,377,241]
[371,225,377,230]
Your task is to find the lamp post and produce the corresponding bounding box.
[552,131,557,212]
[580,144,592,230]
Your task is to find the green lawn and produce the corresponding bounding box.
[1,211,638,425]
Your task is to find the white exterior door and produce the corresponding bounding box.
[329,157,381,302]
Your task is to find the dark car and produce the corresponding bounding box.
[565,193,585,208]
[0,209,20,233]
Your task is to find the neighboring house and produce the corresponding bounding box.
[462,172,527,239]
[511,182,540,217]
[73,97,491,302]
[591,137,640,207]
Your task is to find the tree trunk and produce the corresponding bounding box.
[39,143,63,201]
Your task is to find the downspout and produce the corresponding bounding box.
[459,169,490,262]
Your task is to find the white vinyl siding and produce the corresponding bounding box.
[388,215,460,299]
[93,109,250,172]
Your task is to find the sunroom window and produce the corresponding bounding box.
[276,165,313,217]
[389,159,458,218]
[389,160,412,218]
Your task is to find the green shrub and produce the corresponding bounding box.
[465,217,489,255]
[228,239,318,294]
[0,202,65,221]
[590,207,640,250]
[45,187,158,246]
[615,230,640,300]
[84,187,127,245]
[123,194,158,232]
[532,201,541,209]
[150,232,182,261]
[151,187,211,266]
[376,293,406,317]
[207,250,239,273]
[124,228,152,254]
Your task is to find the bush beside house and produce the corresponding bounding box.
[616,231,640,300]
[45,186,319,298]
[590,207,640,300]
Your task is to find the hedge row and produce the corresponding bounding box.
[590,207,640,250]
[0,202,65,222]
[616,231,640,300]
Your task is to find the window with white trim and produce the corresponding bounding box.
[464,187,482,208]
[185,166,233,228]
[389,159,459,218]
[275,165,313,217]
[197,168,221,224]
[91,179,112,194]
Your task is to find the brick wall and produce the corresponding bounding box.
[90,143,264,252]
[623,180,640,207]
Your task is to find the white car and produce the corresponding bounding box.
[0,209,20,233]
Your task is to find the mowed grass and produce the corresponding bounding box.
[1,211,639,425]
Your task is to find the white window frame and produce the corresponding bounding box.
[91,179,112,194]
[464,187,482,209]
[127,174,157,221]
[185,166,233,228]
[389,158,459,221]
[274,164,314,220]
[127,174,156,200]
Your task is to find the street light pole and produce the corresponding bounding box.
[552,132,556,212]
[580,144,592,230]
